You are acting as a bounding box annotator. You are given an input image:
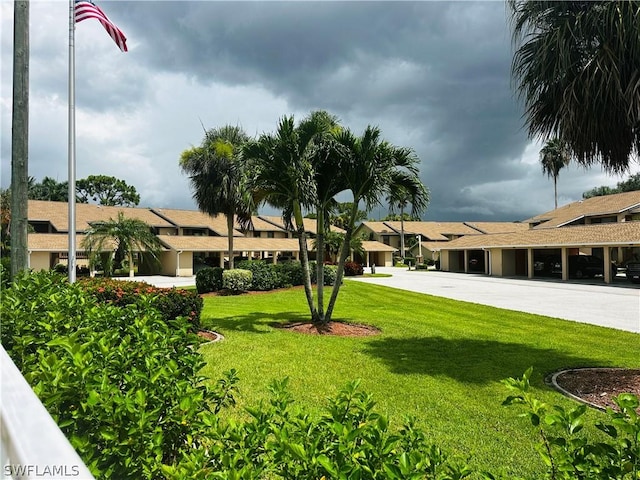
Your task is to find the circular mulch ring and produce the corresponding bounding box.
[549,367,640,412]
[197,329,224,344]
[276,321,380,337]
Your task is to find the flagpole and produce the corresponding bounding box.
[68,0,76,283]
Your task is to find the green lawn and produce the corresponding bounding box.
[198,280,640,478]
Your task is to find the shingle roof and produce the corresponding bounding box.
[28,234,125,251]
[28,200,174,232]
[524,190,640,229]
[361,221,493,240]
[463,222,530,234]
[259,215,346,233]
[158,236,303,252]
[151,207,243,236]
[361,241,397,252]
[437,222,640,250]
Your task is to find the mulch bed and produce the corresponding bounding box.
[552,368,640,412]
[276,321,381,337]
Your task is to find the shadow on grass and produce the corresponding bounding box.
[362,336,606,385]
[204,311,317,334]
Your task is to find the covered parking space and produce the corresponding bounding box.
[436,223,640,285]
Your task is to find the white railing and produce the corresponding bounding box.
[1,345,95,480]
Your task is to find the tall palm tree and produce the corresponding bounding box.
[244,116,320,321]
[324,127,428,322]
[540,138,571,209]
[180,125,253,270]
[82,212,162,277]
[510,0,640,173]
[386,149,430,260]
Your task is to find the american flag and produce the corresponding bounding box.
[74,0,128,52]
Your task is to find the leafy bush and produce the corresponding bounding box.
[79,277,203,330]
[222,269,253,293]
[1,271,238,479]
[310,262,338,286]
[195,266,223,294]
[274,261,304,287]
[0,257,10,290]
[415,263,430,271]
[503,368,640,480]
[163,378,474,479]
[344,261,364,276]
[237,260,282,291]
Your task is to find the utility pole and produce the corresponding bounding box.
[10,0,30,277]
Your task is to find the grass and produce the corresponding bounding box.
[198,280,640,478]
[362,272,393,278]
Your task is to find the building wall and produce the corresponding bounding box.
[160,251,177,276]
[501,250,517,276]
[29,252,50,271]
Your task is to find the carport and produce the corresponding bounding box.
[436,222,640,284]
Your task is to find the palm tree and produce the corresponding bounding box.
[386,150,430,260]
[180,125,253,270]
[244,116,320,321]
[324,127,428,322]
[540,138,571,209]
[510,0,640,174]
[82,212,162,277]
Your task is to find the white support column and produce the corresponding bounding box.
[272,252,277,264]
[561,247,568,281]
[463,250,469,273]
[527,248,534,279]
[219,253,224,268]
[603,247,612,284]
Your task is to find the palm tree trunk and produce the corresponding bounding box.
[128,250,134,277]
[325,203,358,323]
[554,176,558,209]
[293,202,318,322]
[400,204,405,260]
[316,207,325,322]
[227,214,234,269]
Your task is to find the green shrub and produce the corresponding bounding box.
[415,263,429,271]
[1,271,238,479]
[344,261,364,276]
[222,269,253,293]
[195,266,223,293]
[274,261,304,287]
[310,262,338,286]
[0,257,11,290]
[237,260,281,291]
[79,278,203,330]
[164,378,474,479]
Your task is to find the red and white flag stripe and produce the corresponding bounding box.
[74,0,127,52]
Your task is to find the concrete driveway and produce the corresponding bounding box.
[122,269,639,334]
[351,268,640,334]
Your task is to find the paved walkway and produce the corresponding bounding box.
[123,269,639,334]
[351,268,640,334]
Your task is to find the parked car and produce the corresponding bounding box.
[551,255,606,279]
[625,261,640,284]
[534,255,560,276]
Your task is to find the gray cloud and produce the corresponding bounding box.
[2,1,637,223]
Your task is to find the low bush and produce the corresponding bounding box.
[1,271,237,479]
[343,261,364,276]
[274,261,304,287]
[415,263,430,271]
[222,269,253,293]
[0,257,10,290]
[310,262,338,286]
[163,378,474,479]
[195,266,223,294]
[237,260,282,291]
[79,277,203,330]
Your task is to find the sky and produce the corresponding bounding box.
[2,0,639,222]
